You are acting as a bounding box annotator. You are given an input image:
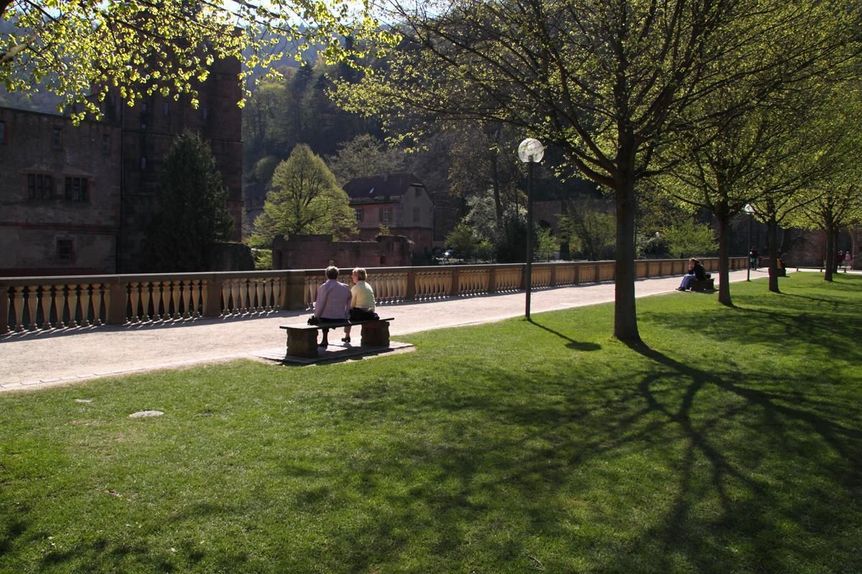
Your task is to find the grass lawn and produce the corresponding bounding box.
[1,273,860,573]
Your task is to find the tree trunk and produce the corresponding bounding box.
[825,220,834,282]
[613,168,640,343]
[717,214,732,306]
[767,211,780,293]
[490,151,503,226]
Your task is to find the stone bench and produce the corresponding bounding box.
[690,276,715,292]
[280,318,393,358]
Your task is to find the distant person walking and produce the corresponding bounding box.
[845,250,852,272]
[749,249,758,269]
[312,266,351,347]
[343,267,378,344]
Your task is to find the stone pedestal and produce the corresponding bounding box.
[285,328,319,358]
[361,321,390,347]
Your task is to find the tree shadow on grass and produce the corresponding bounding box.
[315,341,862,573]
[641,294,862,365]
[527,318,602,351]
[609,340,862,572]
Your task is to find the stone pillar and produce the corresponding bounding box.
[106,279,128,325]
[450,267,460,297]
[204,275,224,317]
[0,282,8,334]
[283,272,308,310]
[406,269,416,301]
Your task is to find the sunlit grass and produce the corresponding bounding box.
[1,273,860,573]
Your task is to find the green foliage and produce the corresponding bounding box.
[250,144,356,247]
[535,227,557,261]
[662,220,719,259]
[559,205,616,261]
[0,1,390,122]
[336,0,860,339]
[1,275,861,573]
[496,212,528,263]
[145,132,232,272]
[326,134,406,185]
[445,223,479,260]
[252,248,273,270]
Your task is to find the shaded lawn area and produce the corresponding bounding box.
[1,273,860,573]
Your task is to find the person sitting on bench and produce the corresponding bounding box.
[342,267,378,345]
[313,265,351,347]
[677,258,706,291]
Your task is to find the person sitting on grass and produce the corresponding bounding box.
[677,258,706,291]
[342,267,378,345]
[313,265,351,347]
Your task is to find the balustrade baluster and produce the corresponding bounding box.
[39,285,53,329]
[223,281,233,315]
[80,284,93,326]
[179,280,190,319]
[93,283,108,325]
[190,279,200,317]
[234,280,244,313]
[262,280,271,311]
[170,281,181,320]
[128,282,140,321]
[146,282,157,321]
[25,285,39,330]
[273,278,282,310]
[11,286,25,331]
[66,284,80,327]
[156,281,167,320]
[188,280,199,318]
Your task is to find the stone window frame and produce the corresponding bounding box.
[64,176,90,202]
[56,237,75,262]
[380,206,393,225]
[355,207,364,223]
[51,126,63,150]
[26,172,55,200]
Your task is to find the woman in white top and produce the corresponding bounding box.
[343,267,378,344]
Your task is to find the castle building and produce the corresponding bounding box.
[343,173,434,257]
[0,58,243,276]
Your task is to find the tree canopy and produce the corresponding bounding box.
[250,144,356,247]
[338,0,861,341]
[145,132,233,272]
[0,0,388,119]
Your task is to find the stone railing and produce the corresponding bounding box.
[1,257,743,334]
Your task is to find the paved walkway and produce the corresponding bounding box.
[1,269,763,392]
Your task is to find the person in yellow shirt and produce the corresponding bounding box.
[343,267,378,344]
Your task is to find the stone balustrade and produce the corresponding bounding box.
[1,258,743,334]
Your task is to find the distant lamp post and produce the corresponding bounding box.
[744,203,754,281]
[518,138,544,319]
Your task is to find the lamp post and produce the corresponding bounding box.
[518,138,544,319]
[744,203,754,281]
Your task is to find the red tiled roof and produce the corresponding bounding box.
[343,173,425,200]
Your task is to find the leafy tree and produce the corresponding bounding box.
[535,227,557,261]
[250,144,356,247]
[662,221,718,260]
[339,0,855,341]
[445,223,479,261]
[0,1,386,120]
[145,132,233,271]
[327,134,407,185]
[559,202,616,261]
[797,185,862,282]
